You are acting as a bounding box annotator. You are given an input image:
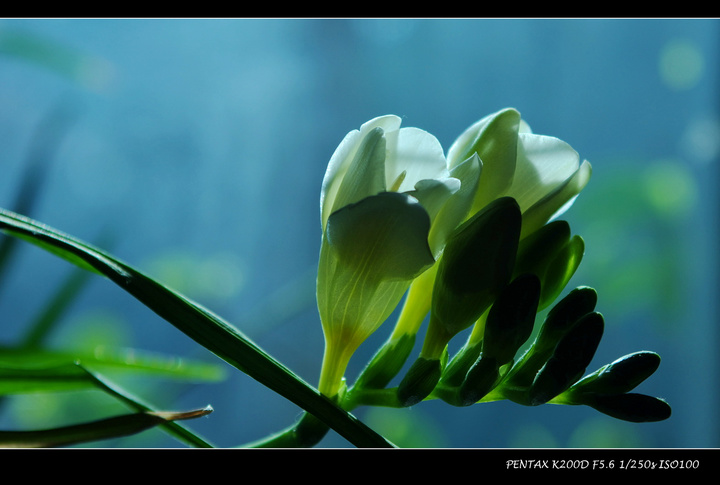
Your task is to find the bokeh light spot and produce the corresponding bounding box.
[659,39,704,91]
[642,159,698,218]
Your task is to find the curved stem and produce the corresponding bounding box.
[318,337,356,398]
[390,265,436,339]
[241,412,331,448]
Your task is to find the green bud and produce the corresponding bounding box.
[482,273,540,364]
[425,197,521,357]
[454,275,540,405]
[528,311,605,405]
[525,285,598,367]
[439,341,483,388]
[583,393,672,423]
[568,351,662,397]
[499,286,598,399]
[458,357,500,406]
[397,357,442,407]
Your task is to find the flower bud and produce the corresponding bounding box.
[568,351,662,397]
[396,356,443,407]
[498,286,598,404]
[580,393,672,423]
[528,311,605,405]
[457,274,540,405]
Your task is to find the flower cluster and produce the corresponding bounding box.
[314,108,668,424]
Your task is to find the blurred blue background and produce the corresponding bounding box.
[0,18,717,448]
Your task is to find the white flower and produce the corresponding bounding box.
[447,108,591,239]
[316,115,479,396]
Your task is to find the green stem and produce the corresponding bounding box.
[242,412,331,448]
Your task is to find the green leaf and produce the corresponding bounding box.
[0,28,111,88]
[0,362,215,447]
[0,406,213,448]
[0,208,394,448]
[0,362,95,395]
[0,346,225,386]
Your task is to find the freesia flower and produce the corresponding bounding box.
[394,109,592,405]
[394,108,591,342]
[447,108,592,239]
[316,115,479,397]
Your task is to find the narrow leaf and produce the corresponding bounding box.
[0,208,393,448]
[0,346,225,384]
[0,362,94,395]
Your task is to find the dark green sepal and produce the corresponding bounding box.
[396,357,442,407]
[514,220,571,278]
[352,334,416,391]
[430,196,522,338]
[528,311,604,406]
[513,221,584,311]
[538,235,584,310]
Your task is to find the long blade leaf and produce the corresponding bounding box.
[0,208,393,448]
[0,346,225,384]
[0,362,94,395]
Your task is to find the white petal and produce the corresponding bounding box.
[507,133,582,212]
[360,114,402,134]
[521,159,592,238]
[449,109,521,213]
[447,108,521,169]
[427,154,482,256]
[320,115,402,229]
[388,126,448,193]
[321,129,363,228]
